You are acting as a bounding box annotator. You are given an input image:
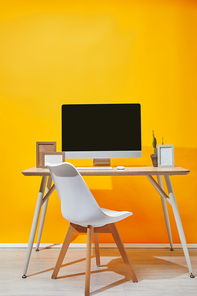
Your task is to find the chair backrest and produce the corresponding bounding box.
[47,162,106,226]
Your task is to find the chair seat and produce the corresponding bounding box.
[73,208,132,227]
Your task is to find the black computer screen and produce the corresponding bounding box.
[62,103,141,157]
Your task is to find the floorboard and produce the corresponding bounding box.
[0,248,196,296]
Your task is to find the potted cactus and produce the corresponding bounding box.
[150,130,158,167]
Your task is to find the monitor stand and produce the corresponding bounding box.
[93,158,111,166]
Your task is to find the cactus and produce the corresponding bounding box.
[152,130,157,155]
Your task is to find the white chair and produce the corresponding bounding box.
[47,162,138,296]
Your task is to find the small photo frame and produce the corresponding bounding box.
[157,145,174,167]
[40,152,65,168]
[36,142,56,168]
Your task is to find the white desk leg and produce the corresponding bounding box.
[164,175,194,278]
[157,175,174,250]
[36,176,52,251]
[22,176,47,278]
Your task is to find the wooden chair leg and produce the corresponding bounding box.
[85,225,93,296]
[108,223,138,283]
[52,223,75,279]
[94,233,100,267]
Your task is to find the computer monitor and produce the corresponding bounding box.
[62,103,141,165]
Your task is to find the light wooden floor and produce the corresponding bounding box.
[0,247,197,296]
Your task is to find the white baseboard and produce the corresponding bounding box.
[0,243,197,249]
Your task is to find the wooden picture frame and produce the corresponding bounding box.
[40,152,65,168]
[36,142,56,168]
[157,145,174,167]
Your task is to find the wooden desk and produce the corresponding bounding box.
[21,166,194,278]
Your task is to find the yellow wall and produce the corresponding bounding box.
[0,0,197,244]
